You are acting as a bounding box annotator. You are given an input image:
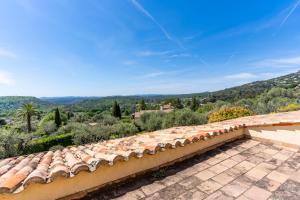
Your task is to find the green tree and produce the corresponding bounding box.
[54,108,62,127]
[190,97,199,111]
[112,101,122,119]
[139,99,146,110]
[17,103,38,132]
[67,111,74,120]
[174,98,183,109]
[0,119,6,126]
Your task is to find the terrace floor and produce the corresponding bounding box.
[80,139,300,200]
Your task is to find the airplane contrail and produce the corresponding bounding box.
[280,0,300,27]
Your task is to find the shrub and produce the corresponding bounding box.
[138,109,207,131]
[173,109,207,126]
[208,106,254,123]
[197,103,214,114]
[40,121,57,135]
[146,114,164,131]
[72,124,113,145]
[57,122,85,134]
[162,112,176,129]
[101,115,118,125]
[91,113,118,125]
[139,112,165,131]
[0,129,19,158]
[24,133,73,153]
[49,145,64,151]
[111,123,139,138]
[72,113,89,123]
[278,103,300,112]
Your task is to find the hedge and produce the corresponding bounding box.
[24,133,74,154]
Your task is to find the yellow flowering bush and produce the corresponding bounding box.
[278,103,300,112]
[208,106,254,123]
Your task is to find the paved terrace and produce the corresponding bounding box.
[82,139,300,200]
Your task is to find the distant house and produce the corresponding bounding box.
[132,103,174,119]
[160,103,174,111]
[89,122,98,126]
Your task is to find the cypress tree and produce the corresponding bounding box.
[175,98,183,109]
[139,99,146,110]
[112,101,122,119]
[67,111,72,120]
[54,108,62,127]
[190,97,199,111]
[116,103,121,119]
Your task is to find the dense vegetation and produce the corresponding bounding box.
[0,71,300,158]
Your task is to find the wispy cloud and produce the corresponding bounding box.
[130,0,184,49]
[225,73,257,80]
[0,71,15,85]
[136,50,172,57]
[138,69,184,79]
[280,0,300,28]
[271,56,300,65]
[0,48,16,58]
[224,71,296,81]
[122,60,137,66]
[169,53,191,58]
[140,72,166,79]
[253,56,300,67]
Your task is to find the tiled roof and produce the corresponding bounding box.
[0,111,300,194]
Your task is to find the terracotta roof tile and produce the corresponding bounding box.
[0,110,299,194]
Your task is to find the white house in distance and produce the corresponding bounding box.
[132,103,174,119]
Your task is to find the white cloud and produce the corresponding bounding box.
[224,70,297,81]
[0,48,16,58]
[140,72,165,78]
[0,71,15,85]
[138,69,185,79]
[122,60,137,66]
[225,73,257,80]
[169,53,191,58]
[136,50,172,57]
[253,56,300,67]
[270,56,300,65]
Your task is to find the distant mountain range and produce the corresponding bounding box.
[0,70,299,114]
[40,96,101,105]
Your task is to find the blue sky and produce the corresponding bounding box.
[0,0,300,97]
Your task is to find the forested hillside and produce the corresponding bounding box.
[66,70,300,112]
[0,96,51,116]
[206,71,300,102]
[40,96,100,105]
